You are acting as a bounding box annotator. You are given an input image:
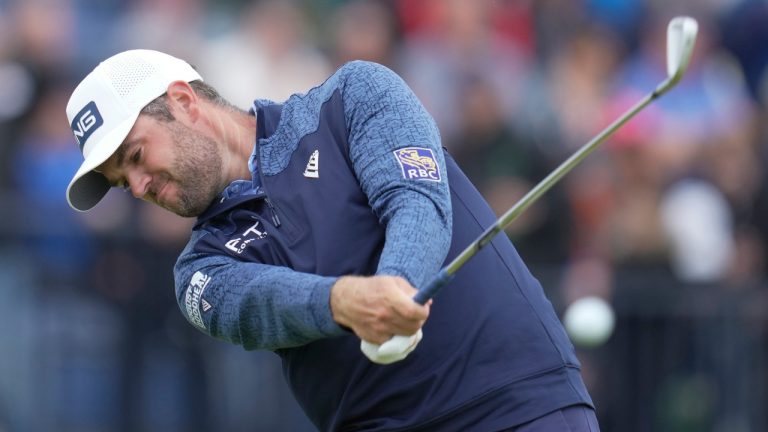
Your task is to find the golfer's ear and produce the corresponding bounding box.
[165,80,199,121]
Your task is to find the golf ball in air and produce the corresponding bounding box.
[563,296,615,347]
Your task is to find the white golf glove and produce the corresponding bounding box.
[360,330,423,364]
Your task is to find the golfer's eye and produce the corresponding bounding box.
[131,148,142,164]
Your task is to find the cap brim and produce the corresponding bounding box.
[66,112,139,211]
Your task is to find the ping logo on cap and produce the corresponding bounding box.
[394,147,441,182]
[71,101,104,151]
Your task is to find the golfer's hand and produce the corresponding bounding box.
[331,275,429,364]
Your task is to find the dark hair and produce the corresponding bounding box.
[139,80,243,121]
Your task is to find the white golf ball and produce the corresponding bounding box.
[563,296,615,347]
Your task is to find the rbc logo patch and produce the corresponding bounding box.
[71,101,104,151]
[393,147,441,182]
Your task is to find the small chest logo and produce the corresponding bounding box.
[71,101,104,151]
[304,150,319,178]
[393,147,441,182]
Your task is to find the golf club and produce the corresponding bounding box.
[362,16,699,362]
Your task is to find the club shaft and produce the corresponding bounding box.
[414,81,671,305]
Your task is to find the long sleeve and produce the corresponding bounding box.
[174,230,346,351]
[341,61,452,289]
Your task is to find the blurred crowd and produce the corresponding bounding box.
[2,0,768,431]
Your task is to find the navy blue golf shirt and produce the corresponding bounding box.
[174,61,593,431]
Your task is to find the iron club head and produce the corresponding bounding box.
[666,16,699,87]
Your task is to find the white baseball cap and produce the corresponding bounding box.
[65,49,202,211]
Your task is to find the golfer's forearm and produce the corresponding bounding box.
[174,245,345,350]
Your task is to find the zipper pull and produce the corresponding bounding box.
[265,198,281,227]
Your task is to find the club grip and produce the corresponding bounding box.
[413,269,453,304]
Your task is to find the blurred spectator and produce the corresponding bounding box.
[532,0,592,61]
[397,0,533,145]
[720,1,768,104]
[113,0,205,61]
[10,83,95,279]
[11,0,75,69]
[660,178,735,282]
[513,24,623,269]
[584,0,644,43]
[521,23,624,155]
[448,74,572,264]
[197,0,331,106]
[0,0,76,190]
[744,106,768,279]
[330,0,400,68]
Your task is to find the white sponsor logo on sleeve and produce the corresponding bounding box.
[225,220,267,254]
[185,271,212,330]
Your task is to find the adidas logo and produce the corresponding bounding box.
[304,150,319,178]
[201,299,212,313]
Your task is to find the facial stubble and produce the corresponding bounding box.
[165,122,226,217]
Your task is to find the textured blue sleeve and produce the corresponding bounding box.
[340,61,452,289]
[174,231,346,350]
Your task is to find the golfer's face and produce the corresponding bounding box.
[97,115,224,217]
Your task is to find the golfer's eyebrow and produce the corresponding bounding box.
[115,139,138,169]
[102,140,139,188]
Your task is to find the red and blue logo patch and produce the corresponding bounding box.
[393,147,441,182]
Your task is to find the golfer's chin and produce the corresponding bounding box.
[162,202,200,218]
[162,195,216,218]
